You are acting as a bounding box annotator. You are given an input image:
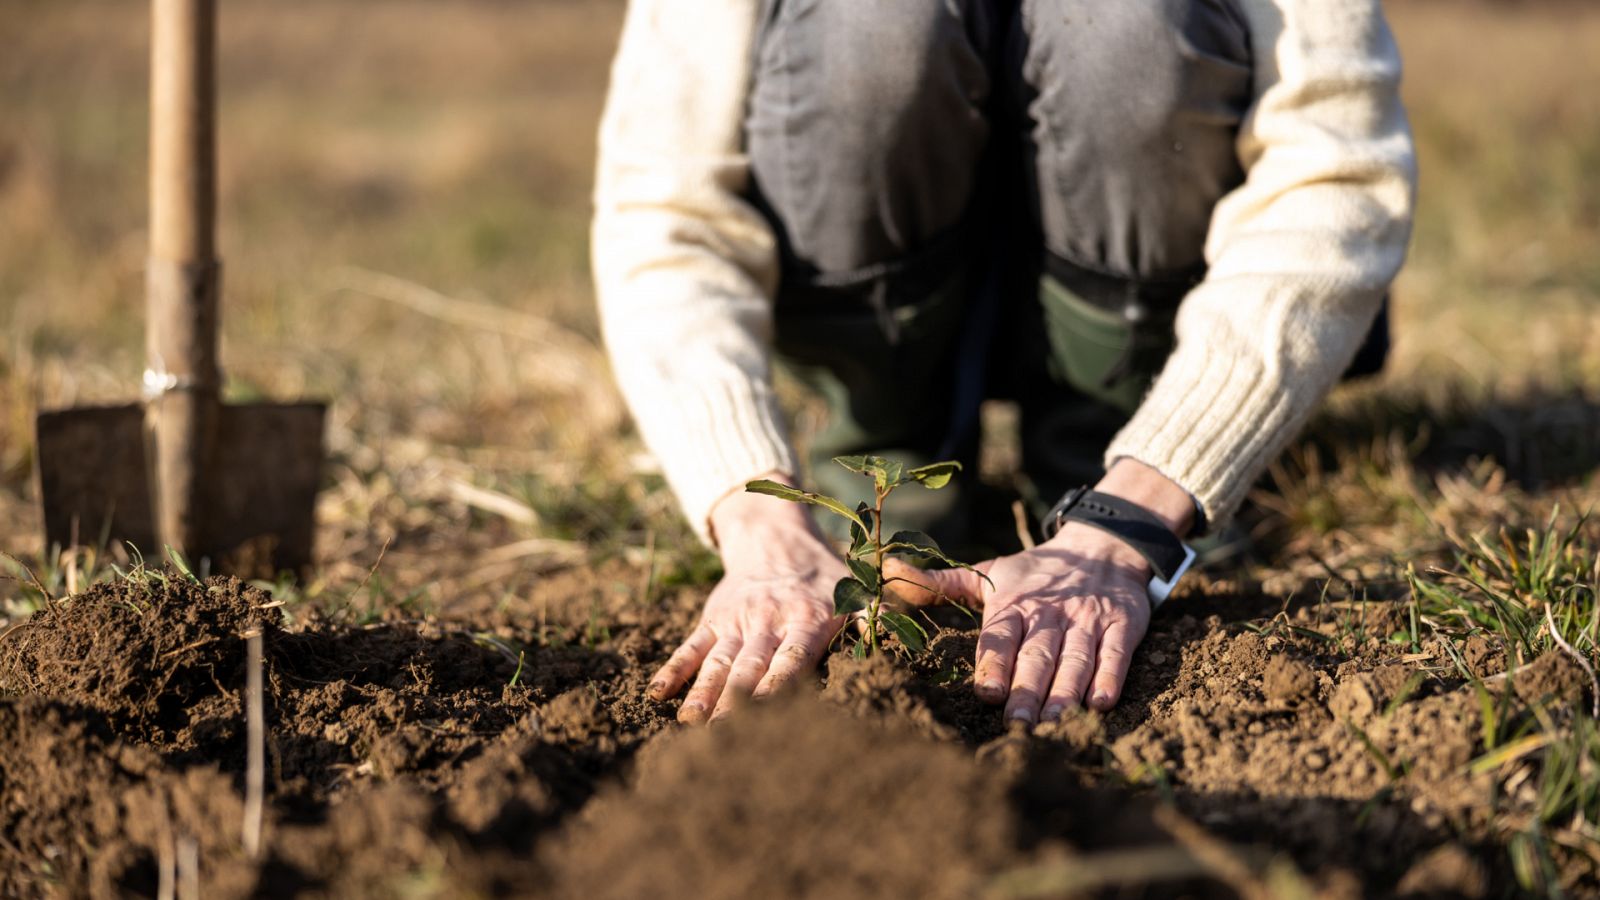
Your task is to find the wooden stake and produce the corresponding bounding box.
[242,629,265,858]
[176,835,199,900]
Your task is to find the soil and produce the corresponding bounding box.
[0,567,1591,898]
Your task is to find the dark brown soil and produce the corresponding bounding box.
[0,567,1590,898]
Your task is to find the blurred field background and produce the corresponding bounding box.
[3,0,1600,607]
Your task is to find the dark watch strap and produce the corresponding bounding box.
[1041,487,1189,583]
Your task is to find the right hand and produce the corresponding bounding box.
[647,473,847,724]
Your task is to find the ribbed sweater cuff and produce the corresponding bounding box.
[1103,337,1296,531]
[643,377,798,547]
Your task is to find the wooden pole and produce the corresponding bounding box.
[147,0,220,558]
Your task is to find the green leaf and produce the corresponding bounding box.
[876,459,905,493]
[746,480,868,533]
[880,611,928,653]
[850,502,875,558]
[833,577,874,617]
[832,454,907,492]
[833,455,873,476]
[907,461,962,490]
[885,530,943,555]
[851,640,870,659]
[847,558,881,592]
[883,530,992,586]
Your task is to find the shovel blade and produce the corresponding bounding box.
[206,401,326,574]
[36,404,157,557]
[35,401,326,575]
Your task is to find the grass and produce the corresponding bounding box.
[1404,509,1600,894]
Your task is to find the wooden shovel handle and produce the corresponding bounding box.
[147,0,221,557]
[149,0,219,389]
[150,0,214,266]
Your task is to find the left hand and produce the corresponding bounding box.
[884,459,1194,723]
[886,522,1152,723]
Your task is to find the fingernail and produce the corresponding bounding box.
[979,680,1005,701]
[648,681,668,698]
[1008,708,1034,725]
[1091,691,1113,708]
[1042,705,1064,721]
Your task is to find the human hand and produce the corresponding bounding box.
[884,459,1194,723]
[648,473,847,724]
[886,524,1152,722]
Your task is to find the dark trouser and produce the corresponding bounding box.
[745,0,1379,549]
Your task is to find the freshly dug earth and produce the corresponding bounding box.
[0,568,1589,898]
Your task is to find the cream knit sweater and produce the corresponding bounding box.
[593,0,1417,544]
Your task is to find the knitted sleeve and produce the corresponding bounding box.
[592,0,796,544]
[1104,0,1418,526]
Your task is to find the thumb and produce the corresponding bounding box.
[882,556,992,609]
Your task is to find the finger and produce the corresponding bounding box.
[1088,621,1137,711]
[973,605,1023,704]
[649,624,716,700]
[882,557,992,608]
[752,621,834,699]
[679,634,742,725]
[1005,613,1064,725]
[1042,621,1102,721]
[710,632,781,721]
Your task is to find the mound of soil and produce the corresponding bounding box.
[0,568,1593,897]
[543,699,1017,900]
[0,575,278,749]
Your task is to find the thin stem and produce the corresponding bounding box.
[871,485,886,655]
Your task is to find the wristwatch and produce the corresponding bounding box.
[1040,486,1197,607]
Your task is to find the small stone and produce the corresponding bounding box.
[1147,651,1169,666]
[1305,752,1327,771]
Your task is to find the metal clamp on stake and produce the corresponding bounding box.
[141,367,211,400]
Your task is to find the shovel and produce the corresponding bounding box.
[34,0,324,575]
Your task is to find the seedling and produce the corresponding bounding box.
[746,455,987,657]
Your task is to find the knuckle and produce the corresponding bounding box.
[1099,645,1130,663]
[1018,645,1055,666]
[1060,650,1094,670]
[706,653,736,670]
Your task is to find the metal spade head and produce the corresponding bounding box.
[35,400,324,575]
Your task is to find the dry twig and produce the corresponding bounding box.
[177,836,199,900]
[243,630,266,858]
[1011,500,1036,551]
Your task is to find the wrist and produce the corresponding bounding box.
[1095,458,1196,538]
[708,471,822,559]
[1044,521,1150,576]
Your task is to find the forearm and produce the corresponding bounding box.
[1104,0,1416,528]
[594,0,797,543]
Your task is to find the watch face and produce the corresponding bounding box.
[1148,544,1198,607]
